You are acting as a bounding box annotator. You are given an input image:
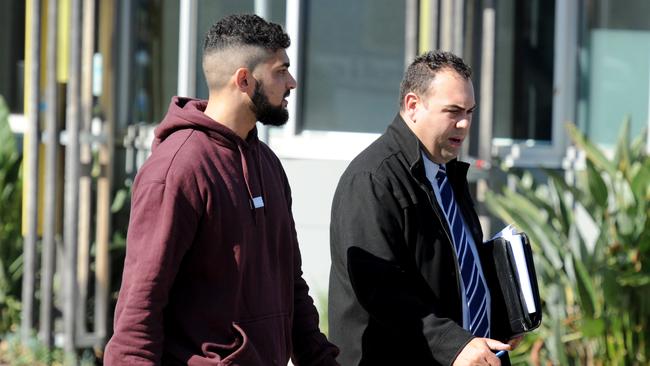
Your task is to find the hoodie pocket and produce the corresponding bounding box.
[232,312,292,366]
[200,323,263,366]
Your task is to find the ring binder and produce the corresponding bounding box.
[481,229,542,340]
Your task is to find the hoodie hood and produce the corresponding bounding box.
[153,96,258,152]
[153,96,265,213]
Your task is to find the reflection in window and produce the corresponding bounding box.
[301,0,405,133]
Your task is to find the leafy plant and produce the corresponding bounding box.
[0,96,23,335]
[485,119,649,365]
[0,334,64,366]
[0,333,97,366]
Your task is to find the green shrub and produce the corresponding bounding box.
[0,96,23,335]
[485,119,649,365]
[0,334,64,366]
[0,333,97,366]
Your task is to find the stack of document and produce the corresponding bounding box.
[482,225,542,339]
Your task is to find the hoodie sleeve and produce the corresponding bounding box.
[279,173,340,366]
[104,174,200,365]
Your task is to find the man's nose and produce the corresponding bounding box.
[457,115,471,129]
[288,72,297,89]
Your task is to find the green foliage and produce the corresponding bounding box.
[0,96,23,335]
[0,334,64,366]
[0,333,97,366]
[485,119,649,365]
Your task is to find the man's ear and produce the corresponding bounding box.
[403,92,420,122]
[234,68,254,92]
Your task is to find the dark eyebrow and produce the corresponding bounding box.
[443,104,477,111]
[281,62,290,69]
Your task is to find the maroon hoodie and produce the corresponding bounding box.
[104,97,339,365]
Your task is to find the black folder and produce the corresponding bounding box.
[481,232,542,340]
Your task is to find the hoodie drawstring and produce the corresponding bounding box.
[237,143,265,217]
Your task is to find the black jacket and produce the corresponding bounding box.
[329,114,508,365]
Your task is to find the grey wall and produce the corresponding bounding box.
[280,158,350,308]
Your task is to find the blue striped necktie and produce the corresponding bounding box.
[436,164,490,337]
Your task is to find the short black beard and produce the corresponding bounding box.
[251,80,289,126]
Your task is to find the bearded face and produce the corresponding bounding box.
[250,79,290,126]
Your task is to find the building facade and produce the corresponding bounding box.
[3,0,649,352]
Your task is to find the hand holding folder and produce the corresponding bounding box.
[481,226,542,340]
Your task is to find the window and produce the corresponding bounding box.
[299,0,405,133]
[579,0,650,146]
[493,0,555,141]
[121,0,180,126]
[489,0,577,168]
[267,0,409,160]
[0,0,26,114]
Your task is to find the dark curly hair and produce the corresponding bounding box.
[399,51,472,109]
[203,14,290,54]
[201,14,290,90]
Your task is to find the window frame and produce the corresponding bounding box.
[176,0,584,164]
[267,0,416,160]
[490,0,578,168]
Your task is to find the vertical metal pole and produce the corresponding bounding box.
[64,0,82,355]
[21,0,41,343]
[553,0,578,159]
[94,0,117,345]
[458,0,469,161]
[405,0,419,67]
[255,0,269,19]
[418,0,439,53]
[40,0,59,349]
[439,0,453,51]
[284,0,301,137]
[647,54,650,155]
[177,0,197,98]
[116,0,132,131]
[452,0,464,56]
[475,0,496,230]
[255,0,270,143]
[76,0,95,341]
[478,0,495,163]
[430,0,439,51]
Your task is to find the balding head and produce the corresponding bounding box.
[399,51,472,110]
[202,14,291,91]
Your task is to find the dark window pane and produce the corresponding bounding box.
[494,0,555,141]
[301,0,405,133]
[0,0,26,113]
[130,0,179,124]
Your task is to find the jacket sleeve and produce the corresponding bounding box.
[331,171,473,365]
[103,178,200,366]
[281,175,340,366]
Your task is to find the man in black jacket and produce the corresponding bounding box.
[329,51,520,365]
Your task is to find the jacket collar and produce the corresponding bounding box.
[386,113,483,247]
[386,113,469,181]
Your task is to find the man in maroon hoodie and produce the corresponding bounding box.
[104,14,339,366]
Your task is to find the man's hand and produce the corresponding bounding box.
[452,337,511,366]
